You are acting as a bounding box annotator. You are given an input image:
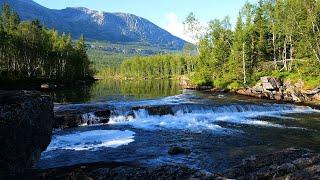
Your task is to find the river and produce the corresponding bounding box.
[36,79,320,173]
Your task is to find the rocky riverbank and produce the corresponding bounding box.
[235,77,320,104]
[0,91,54,176]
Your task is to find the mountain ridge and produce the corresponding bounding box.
[0,0,186,50]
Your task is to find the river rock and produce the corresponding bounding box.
[54,114,84,129]
[301,88,320,95]
[274,92,283,101]
[261,76,282,91]
[168,146,191,155]
[0,91,53,175]
[236,88,268,99]
[94,110,111,124]
[223,148,320,179]
[313,93,320,101]
[31,162,218,180]
[133,105,174,116]
[252,83,264,93]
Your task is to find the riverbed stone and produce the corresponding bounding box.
[54,114,83,129]
[133,105,174,116]
[223,148,320,179]
[31,163,219,180]
[0,91,53,175]
[94,110,111,124]
[168,146,191,155]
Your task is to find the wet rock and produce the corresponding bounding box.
[26,148,320,179]
[133,105,174,116]
[211,88,228,93]
[274,92,283,101]
[40,84,57,90]
[223,148,320,179]
[94,110,111,124]
[197,86,213,90]
[54,114,83,129]
[168,146,191,155]
[30,162,218,180]
[0,91,53,175]
[236,88,268,99]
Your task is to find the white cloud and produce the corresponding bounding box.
[164,12,195,44]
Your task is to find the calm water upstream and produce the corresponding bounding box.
[36,79,320,173]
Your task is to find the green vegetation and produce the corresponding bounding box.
[193,0,320,89]
[0,4,93,83]
[86,41,197,71]
[99,0,320,90]
[88,49,128,71]
[97,54,198,79]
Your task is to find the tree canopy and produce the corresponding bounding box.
[0,4,94,83]
[98,0,320,89]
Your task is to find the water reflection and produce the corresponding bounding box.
[50,79,182,103]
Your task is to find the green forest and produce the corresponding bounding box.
[100,0,320,89]
[97,54,197,79]
[0,4,93,83]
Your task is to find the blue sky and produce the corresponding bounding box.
[33,0,257,41]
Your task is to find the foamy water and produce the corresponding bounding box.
[46,130,135,151]
[104,102,317,132]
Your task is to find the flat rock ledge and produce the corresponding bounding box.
[224,148,320,180]
[0,91,54,176]
[25,148,320,179]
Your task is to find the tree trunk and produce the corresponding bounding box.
[242,43,247,84]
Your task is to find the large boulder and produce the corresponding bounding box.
[261,76,282,91]
[0,91,54,175]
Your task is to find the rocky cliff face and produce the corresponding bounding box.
[0,0,186,50]
[0,91,54,175]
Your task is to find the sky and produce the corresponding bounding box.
[33,0,257,42]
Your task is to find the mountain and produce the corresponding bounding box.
[0,0,186,50]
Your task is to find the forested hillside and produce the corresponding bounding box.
[0,4,93,83]
[0,0,186,50]
[101,0,320,89]
[98,54,197,79]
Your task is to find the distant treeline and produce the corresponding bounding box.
[99,0,320,89]
[0,4,93,83]
[98,54,197,79]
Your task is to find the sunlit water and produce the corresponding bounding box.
[37,79,320,173]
